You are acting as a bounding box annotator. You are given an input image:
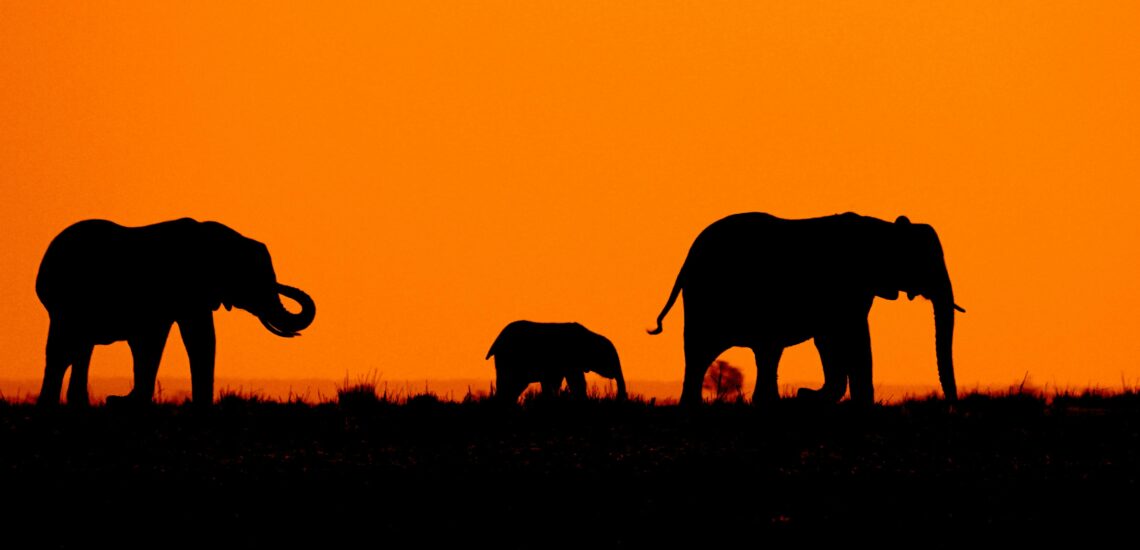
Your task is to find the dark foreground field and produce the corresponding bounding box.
[1,392,1137,548]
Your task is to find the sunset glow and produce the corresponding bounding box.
[2,2,1138,400]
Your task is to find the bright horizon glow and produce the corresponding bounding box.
[2,2,1139,400]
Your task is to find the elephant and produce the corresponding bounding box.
[35,218,316,406]
[486,320,627,403]
[648,212,964,406]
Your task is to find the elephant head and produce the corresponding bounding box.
[202,222,316,338]
[874,216,964,402]
[585,331,628,400]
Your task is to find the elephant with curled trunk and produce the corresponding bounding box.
[36,218,316,406]
[649,212,964,406]
[487,321,627,403]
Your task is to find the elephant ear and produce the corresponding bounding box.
[894,216,943,300]
[871,216,916,300]
[197,221,243,311]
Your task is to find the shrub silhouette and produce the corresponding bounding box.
[703,360,744,402]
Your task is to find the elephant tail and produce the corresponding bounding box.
[648,260,686,335]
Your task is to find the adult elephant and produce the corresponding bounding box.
[486,321,627,403]
[648,212,964,406]
[36,218,316,406]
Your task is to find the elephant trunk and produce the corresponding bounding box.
[615,371,628,401]
[259,284,316,338]
[932,294,958,403]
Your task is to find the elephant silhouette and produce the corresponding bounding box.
[36,218,316,406]
[486,321,627,402]
[649,212,964,406]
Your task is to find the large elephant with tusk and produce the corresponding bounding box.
[35,218,316,406]
[649,212,963,406]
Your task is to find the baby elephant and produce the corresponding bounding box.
[486,321,627,403]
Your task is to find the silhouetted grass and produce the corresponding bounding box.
[216,386,271,405]
[336,370,385,408]
[1,390,1137,547]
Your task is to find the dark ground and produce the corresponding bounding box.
[1,392,1137,548]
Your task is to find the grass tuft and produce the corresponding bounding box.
[337,370,385,407]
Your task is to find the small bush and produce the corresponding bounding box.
[337,371,384,407]
[703,360,744,402]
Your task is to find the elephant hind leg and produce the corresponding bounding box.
[38,324,72,406]
[752,345,783,405]
[681,337,728,406]
[494,373,527,404]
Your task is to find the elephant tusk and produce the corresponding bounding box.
[954,303,966,313]
[260,317,299,338]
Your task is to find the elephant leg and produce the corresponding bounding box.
[64,343,94,407]
[565,371,587,398]
[38,324,71,406]
[681,335,727,405]
[844,319,874,405]
[808,319,873,404]
[803,333,850,402]
[495,371,527,404]
[179,311,216,406]
[125,322,173,403]
[751,345,783,405]
[539,374,565,397]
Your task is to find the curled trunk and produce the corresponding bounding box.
[259,284,316,338]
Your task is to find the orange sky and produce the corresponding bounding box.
[2,2,1138,399]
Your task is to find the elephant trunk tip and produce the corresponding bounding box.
[933,298,958,405]
[615,374,628,401]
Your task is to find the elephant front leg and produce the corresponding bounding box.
[539,374,565,398]
[565,371,587,399]
[179,311,216,406]
[123,322,173,404]
[751,345,783,406]
[808,319,873,404]
[614,372,628,401]
[65,344,94,407]
[844,319,874,405]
